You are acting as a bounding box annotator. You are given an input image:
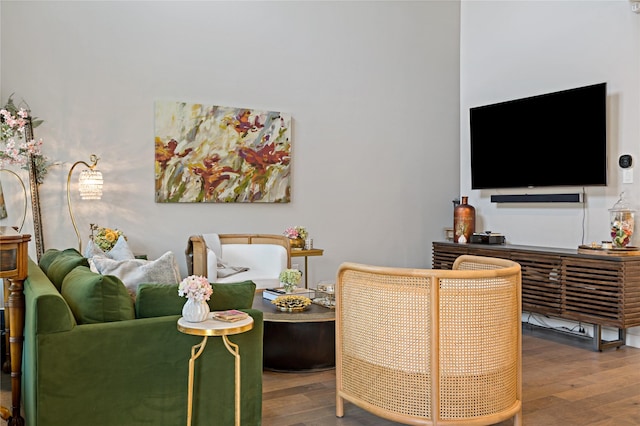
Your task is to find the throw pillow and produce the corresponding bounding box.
[85,236,135,261]
[92,251,181,298]
[39,248,64,275]
[45,249,90,291]
[61,266,135,324]
[135,280,256,318]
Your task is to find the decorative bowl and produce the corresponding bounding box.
[272,294,311,312]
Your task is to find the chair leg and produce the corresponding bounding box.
[336,394,344,418]
[514,410,522,426]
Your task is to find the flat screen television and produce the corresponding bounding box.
[470,82,607,190]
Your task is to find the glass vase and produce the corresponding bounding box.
[610,193,635,248]
[282,282,297,293]
[182,298,210,322]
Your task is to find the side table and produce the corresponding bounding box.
[0,227,31,426]
[177,314,253,426]
[290,248,324,288]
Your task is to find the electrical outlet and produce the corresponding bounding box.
[623,169,633,184]
[632,1,640,13]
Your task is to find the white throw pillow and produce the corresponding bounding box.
[85,236,135,261]
[92,251,181,298]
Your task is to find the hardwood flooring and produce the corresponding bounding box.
[2,326,640,425]
[262,326,640,426]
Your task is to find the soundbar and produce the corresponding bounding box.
[490,193,583,203]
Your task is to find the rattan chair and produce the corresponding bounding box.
[336,255,522,426]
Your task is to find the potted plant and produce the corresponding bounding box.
[279,268,302,293]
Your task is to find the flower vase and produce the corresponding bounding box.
[182,298,210,322]
[289,238,305,249]
[282,282,297,294]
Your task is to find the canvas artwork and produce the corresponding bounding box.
[155,101,291,203]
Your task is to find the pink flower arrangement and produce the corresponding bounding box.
[178,275,213,302]
[0,95,52,183]
[283,226,308,240]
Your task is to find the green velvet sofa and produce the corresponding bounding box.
[22,248,263,426]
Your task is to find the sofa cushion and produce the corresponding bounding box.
[39,248,63,275]
[136,280,256,318]
[44,248,90,291]
[61,266,135,324]
[92,251,181,298]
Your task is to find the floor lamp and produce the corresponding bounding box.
[67,154,103,252]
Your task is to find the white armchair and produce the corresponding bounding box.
[186,234,291,289]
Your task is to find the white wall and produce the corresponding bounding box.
[461,0,640,346]
[0,2,461,284]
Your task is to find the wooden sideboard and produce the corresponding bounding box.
[432,241,640,351]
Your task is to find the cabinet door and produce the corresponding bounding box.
[561,257,623,327]
[511,252,563,316]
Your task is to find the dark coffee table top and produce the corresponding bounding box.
[252,293,335,323]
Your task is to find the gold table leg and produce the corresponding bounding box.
[186,335,242,426]
[222,335,241,426]
[187,337,208,426]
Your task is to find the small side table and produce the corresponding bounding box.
[177,314,253,426]
[290,248,324,288]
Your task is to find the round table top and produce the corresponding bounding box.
[252,293,335,323]
[177,313,254,336]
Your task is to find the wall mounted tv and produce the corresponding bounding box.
[470,82,607,190]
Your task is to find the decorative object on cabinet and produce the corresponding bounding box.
[155,101,291,203]
[453,195,475,243]
[66,154,104,252]
[609,192,635,248]
[335,256,522,425]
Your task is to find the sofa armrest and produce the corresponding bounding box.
[25,260,76,334]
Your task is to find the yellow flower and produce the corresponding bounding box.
[104,230,117,242]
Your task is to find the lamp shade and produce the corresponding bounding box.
[78,169,103,200]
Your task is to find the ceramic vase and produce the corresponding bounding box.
[182,298,210,322]
[454,196,475,244]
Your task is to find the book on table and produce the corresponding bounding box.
[262,288,314,301]
[212,309,249,322]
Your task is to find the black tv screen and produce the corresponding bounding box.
[470,82,607,190]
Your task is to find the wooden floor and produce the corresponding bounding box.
[262,327,640,426]
[2,326,640,425]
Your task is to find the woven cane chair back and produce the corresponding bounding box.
[335,255,522,426]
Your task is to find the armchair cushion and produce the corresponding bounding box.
[136,280,256,318]
[42,248,90,291]
[61,266,135,324]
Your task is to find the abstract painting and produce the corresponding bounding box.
[155,101,291,203]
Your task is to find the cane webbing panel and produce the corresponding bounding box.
[336,256,522,425]
[338,269,433,419]
[439,275,519,420]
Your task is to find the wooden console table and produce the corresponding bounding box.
[0,226,31,426]
[432,241,640,351]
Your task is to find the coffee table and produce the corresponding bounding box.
[252,293,335,372]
